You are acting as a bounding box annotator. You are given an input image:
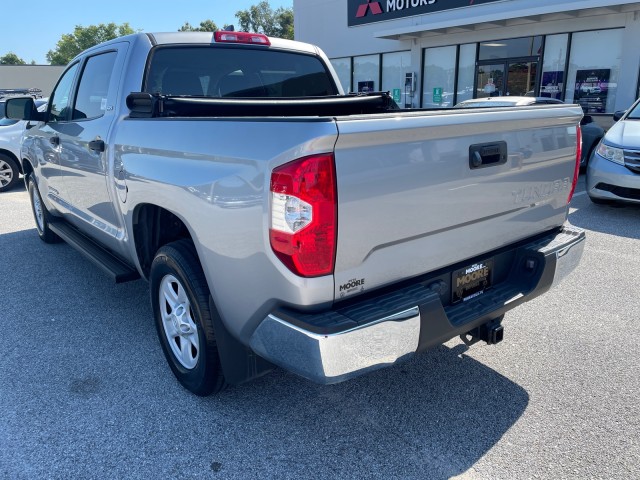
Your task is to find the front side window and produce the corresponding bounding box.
[145,47,338,98]
[627,100,640,120]
[49,63,80,122]
[73,51,118,120]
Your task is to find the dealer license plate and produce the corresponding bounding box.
[452,259,494,304]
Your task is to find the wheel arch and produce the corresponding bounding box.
[131,203,194,279]
[21,158,34,179]
[0,149,22,174]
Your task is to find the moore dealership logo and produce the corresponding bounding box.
[348,0,503,26]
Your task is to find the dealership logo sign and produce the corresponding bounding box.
[356,1,383,18]
[349,0,503,26]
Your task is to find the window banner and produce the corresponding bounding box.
[575,69,610,113]
[541,71,564,99]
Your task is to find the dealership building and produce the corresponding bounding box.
[294,0,640,115]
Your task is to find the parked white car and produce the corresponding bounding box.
[0,98,47,192]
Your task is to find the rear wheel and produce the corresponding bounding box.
[28,175,61,243]
[150,239,227,396]
[0,154,20,192]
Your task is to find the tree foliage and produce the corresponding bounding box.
[178,20,218,32]
[46,23,135,65]
[0,52,27,65]
[235,1,294,40]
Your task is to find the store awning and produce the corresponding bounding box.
[374,0,640,40]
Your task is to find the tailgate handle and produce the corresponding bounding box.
[469,142,507,169]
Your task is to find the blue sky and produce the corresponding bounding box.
[2,0,293,64]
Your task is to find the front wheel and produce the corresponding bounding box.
[150,239,227,396]
[0,154,20,192]
[28,175,61,243]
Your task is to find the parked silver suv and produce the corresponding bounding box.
[586,97,640,205]
[0,97,47,192]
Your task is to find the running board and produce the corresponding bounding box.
[49,221,141,283]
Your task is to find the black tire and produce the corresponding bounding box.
[0,153,20,192]
[580,143,597,173]
[150,239,227,396]
[28,174,61,243]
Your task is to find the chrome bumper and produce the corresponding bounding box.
[249,224,585,385]
[249,307,420,384]
[550,228,586,288]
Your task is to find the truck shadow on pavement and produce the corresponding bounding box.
[214,345,529,479]
[2,227,528,480]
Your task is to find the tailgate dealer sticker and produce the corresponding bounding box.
[339,278,365,298]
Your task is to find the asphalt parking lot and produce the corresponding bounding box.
[1,176,639,480]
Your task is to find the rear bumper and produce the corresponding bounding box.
[249,224,585,384]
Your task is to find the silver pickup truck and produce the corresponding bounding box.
[7,31,585,395]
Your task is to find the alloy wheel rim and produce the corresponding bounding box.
[159,274,200,369]
[0,160,13,187]
[31,186,45,232]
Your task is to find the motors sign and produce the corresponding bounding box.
[349,0,504,26]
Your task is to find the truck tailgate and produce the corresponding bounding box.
[333,104,582,300]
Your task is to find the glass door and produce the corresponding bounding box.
[507,61,538,96]
[476,59,539,98]
[476,64,505,98]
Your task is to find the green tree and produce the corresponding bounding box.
[46,23,135,65]
[178,19,218,32]
[235,1,294,40]
[0,52,26,65]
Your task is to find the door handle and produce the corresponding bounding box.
[49,136,60,146]
[89,139,105,153]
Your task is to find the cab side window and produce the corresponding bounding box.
[49,63,79,122]
[73,52,117,120]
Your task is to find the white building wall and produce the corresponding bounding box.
[0,66,66,97]
[295,0,640,111]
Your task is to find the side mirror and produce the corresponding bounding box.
[613,110,626,122]
[580,115,593,125]
[5,97,45,122]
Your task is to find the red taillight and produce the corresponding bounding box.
[568,125,582,203]
[270,154,337,277]
[214,31,270,46]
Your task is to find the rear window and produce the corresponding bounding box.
[144,46,338,98]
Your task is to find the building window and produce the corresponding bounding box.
[565,29,623,113]
[479,36,542,61]
[457,44,476,104]
[422,45,456,108]
[353,55,379,93]
[382,51,411,107]
[540,34,568,100]
[330,57,351,93]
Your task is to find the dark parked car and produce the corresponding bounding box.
[586,97,640,205]
[454,96,604,169]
